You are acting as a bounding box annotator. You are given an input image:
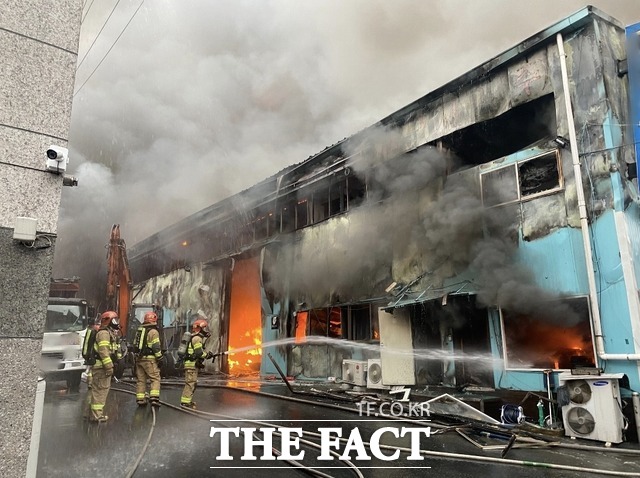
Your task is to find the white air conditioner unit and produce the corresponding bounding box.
[367,358,390,390]
[558,373,625,444]
[342,359,367,387]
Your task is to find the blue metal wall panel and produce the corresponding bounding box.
[627,22,640,186]
[516,227,588,295]
[591,211,635,356]
[625,202,640,287]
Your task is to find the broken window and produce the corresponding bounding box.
[279,199,295,233]
[344,304,379,341]
[518,152,561,197]
[312,187,329,223]
[436,94,557,166]
[329,177,347,216]
[308,307,342,338]
[295,199,309,229]
[410,296,493,388]
[347,173,366,209]
[480,150,562,207]
[501,296,595,370]
[254,214,269,241]
[299,304,378,341]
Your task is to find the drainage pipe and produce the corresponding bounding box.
[556,32,640,362]
[634,392,640,445]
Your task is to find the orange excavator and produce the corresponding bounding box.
[106,224,133,339]
[105,224,179,377]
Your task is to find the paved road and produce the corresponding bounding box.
[36,377,640,478]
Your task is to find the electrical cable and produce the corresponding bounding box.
[77,0,124,72]
[74,0,144,98]
[81,0,97,24]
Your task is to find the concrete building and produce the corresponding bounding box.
[0,2,82,476]
[127,6,640,436]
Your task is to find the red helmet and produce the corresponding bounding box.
[143,311,158,325]
[100,311,119,329]
[192,318,210,337]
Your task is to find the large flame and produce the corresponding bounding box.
[228,258,262,375]
[504,313,595,369]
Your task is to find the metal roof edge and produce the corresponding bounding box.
[377,5,624,126]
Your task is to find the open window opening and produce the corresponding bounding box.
[294,304,380,342]
[410,295,493,388]
[501,296,595,370]
[436,94,557,167]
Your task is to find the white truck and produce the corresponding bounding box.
[40,297,94,390]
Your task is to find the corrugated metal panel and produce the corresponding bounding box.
[626,21,640,186]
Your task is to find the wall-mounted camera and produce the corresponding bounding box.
[45,145,69,174]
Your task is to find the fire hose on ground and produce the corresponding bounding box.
[111,378,640,477]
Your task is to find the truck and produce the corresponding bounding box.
[41,279,95,390]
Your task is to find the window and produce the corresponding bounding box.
[254,209,276,241]
[435,94,557,167]
[308,307,342,338]
[481,151,562,207]
[345,304,378,341]
[312,188,329,223]
[329,178,347,216]
[296,199,309,229]
[45,305,86,332]
[501,296,595,370]
[280,200,295,233]
[301,304,379,341]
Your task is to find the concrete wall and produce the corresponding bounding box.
[0,1,82,476]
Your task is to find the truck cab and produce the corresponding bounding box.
[40,297,93,390]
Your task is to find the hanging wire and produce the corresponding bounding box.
[76,0,124,72]
[74,0,145,98]
[81,0,97,24]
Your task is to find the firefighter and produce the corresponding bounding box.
[134,311,163,407]
[180,318,213,409]
[89,311,121,422]
[82,323,100,420]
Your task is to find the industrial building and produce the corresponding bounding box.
[127,6,640,439]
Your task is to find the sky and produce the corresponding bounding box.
[54,0,640,301]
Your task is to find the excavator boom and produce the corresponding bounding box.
[106,224,133,337]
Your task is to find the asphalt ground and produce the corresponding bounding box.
[35,375,640,478]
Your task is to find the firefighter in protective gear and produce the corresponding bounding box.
[89,311,122,422]
[135,311,163,407]
[82,323,100,420]
[180,318,213,409]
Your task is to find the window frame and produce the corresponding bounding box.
[480,150,564,208]
[499,295,597,371]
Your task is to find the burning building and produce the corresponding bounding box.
[128,6,640,398]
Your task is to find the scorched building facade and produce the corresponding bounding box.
[128,7,640,401]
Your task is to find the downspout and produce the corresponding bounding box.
[556,33,640,362]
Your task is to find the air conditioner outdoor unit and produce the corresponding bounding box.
[342,359,367,387]
[558,373,625,444]
[367,358,390,390]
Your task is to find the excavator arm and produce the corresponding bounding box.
[106,224,133,339]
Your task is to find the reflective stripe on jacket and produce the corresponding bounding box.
[93,328,119,369]
[184,334,205,369]
[137,326,162,360]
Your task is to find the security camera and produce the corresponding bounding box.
[45,145,69,173]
